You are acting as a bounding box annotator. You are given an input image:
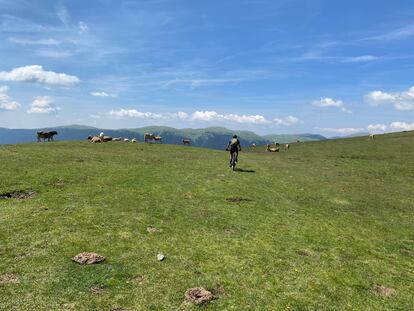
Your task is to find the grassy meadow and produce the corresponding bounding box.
[0,131,413,310]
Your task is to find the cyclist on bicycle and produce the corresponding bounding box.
[226,134,242,167]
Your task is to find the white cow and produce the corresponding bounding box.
[112,137,122,141]
[369,134,375,140]
[131,138,137,143]
[124,138,130,142]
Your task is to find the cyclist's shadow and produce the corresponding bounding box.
[234,168,255,173]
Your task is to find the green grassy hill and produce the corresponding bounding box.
[0,131,413,310]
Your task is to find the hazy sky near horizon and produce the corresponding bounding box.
[0,0,414,135]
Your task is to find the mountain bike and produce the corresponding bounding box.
[229,151,237,171]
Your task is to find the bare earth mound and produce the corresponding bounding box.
[72,252,105,264]
[185,287,215,305]
[0,190,36,200]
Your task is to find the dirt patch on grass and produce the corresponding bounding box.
[372,285,396,296]
[0,190,36,200]
[146,226,161,233]
[226,197,251,203]
[401,249,414,256]
[0,273,19,285]
[185,287,215,305]
[129,275,147,285]
[110,308,133,311]
[297,249,312,256]
[72,252,105,265]
[89,285,105,295]
[182,192,193,199]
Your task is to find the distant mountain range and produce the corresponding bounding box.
[0,125,327,149]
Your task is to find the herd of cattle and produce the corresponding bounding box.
[86,132,193,145]
[36,130,378,151]
[36,130,289,151]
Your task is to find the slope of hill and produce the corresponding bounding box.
[0,131,413,310]
[263,133,327,143]
[0,125,326,149]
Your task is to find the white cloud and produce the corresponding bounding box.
[0,65,80,86]
[8,37,60,46]
[317,127,364,134]
[273,115,301,126]
[108,109,165,119]
[0,85,20,110]
[79,21,88,33]
[312,97,352,113]
[56,2,70,26]
[188,111,270,124]
[343,55,380,63]
[107,108,300,126]
[365,86,414,110]
[90,114,101,119]
[27,96,59,114]
[367,124,387,132]
[389,122,414,131]
[177,111,189,119]
[90,91,117,98]
[366,24,414,41]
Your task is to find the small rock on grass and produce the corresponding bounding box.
[157,254,165,261]
[185,287,215,305]
[72,252,105,265]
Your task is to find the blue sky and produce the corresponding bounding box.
[0,0,414,135]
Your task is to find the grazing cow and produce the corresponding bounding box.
[131,138,137,143]
[183,139,191,145]
[267,144,279,152]
[112,137,122,141]
[37,131,58,142]
[144,133,155,143]
[144,133,162,143]
[90,136,102,143]
[369,134,375,140]
[124,138,130,142]
[284,144,290,151]
[154,136,162,143]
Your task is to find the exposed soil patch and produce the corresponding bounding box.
[110,308,133,311]
[297,249,311,257]
[129,275,147,285]
[146,226,161,233]
[72,252,105,265]
[0,190,36,200]
[0,273,19,285]
[90,285,105,295]
[401,249,414,256]
[54,178,65,187]
[182,192,193,199]
[226,197,251,203]
[185,287,216,305]
[211,286,227,297]
[372,285,396,296]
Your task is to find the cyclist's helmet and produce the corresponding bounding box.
[233,134,238,138]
